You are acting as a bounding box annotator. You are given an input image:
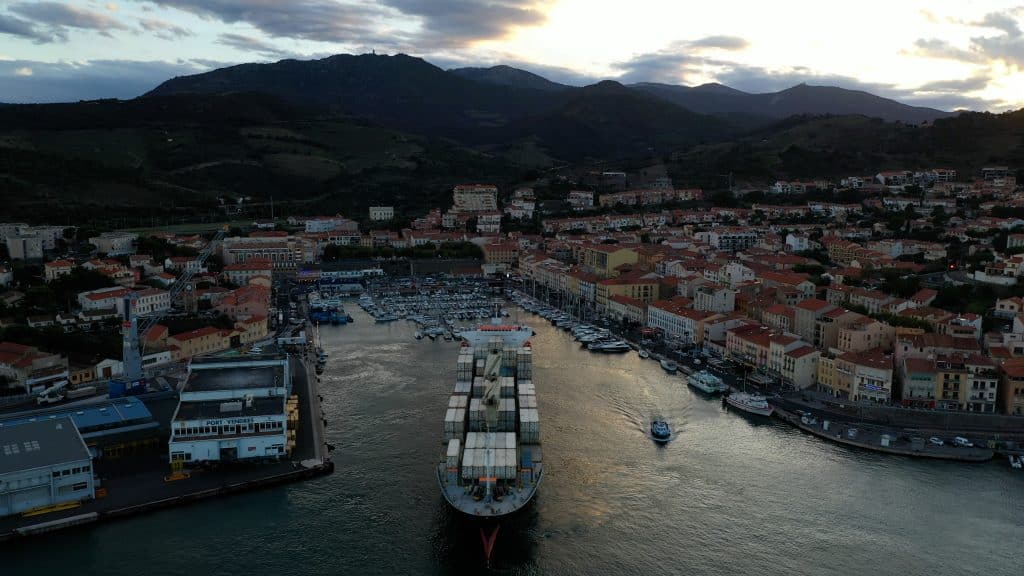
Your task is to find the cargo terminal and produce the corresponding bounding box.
[169,353,295,464]
[0,417,95,517]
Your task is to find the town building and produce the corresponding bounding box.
[999,357,1024,415]
[567,190,594,211]
[694,286,736,313]
[77,287,131,314]
[453,184,498,212]
[0,417,94,517]
[304,216,359,234]
[88,232,137,256]
[167,327,230,361]
[221,236,314,272]
[44,260,76,282]
[168,355,292,464]
[5,233,44,261]
[818,349,894,402]
[369,206,394,221]
[579,244,639,278]
[0,341,69,394]
[223,259,274,286]
[131,288,171,316]
[607,295,646,325]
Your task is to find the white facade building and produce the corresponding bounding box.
[304,217,359,234]
[369,206,394,221]
[169,357,292,464]
[131,288,171,316]
[453,185,498,212]
[89,232,137,256]
[694,286,736,313]
[5,234,44,261]
[0,417,95,517]
[77,287,130,313]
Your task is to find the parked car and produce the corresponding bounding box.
[953,436,974,448]
[928,436,944,446]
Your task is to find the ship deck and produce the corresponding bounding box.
[436,463,544,518]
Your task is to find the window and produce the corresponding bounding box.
[72,482,88,492]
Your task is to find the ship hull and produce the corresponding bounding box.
[436,464,544,519]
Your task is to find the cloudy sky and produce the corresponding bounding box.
[1,0,1023,110]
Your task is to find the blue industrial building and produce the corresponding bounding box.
[0,398,160,460]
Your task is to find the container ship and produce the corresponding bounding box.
[436,320,543,563]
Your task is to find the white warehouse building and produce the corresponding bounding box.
[169,355,291,465]
[0,417,95,517]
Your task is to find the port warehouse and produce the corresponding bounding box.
[0,417,95,517]
[0,397,161,461]
[169,354,295,464]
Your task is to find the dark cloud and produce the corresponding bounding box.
[976,11,1022,37]
[382,0,546,47]
[913,9,1024,68]
[0,59,210,103]
[9,1,128,41]
[217,33,291,59]
[0,12,56,42]
[612,36,751,83]
[909,38,984,63]
[689,35,748,50]
[914,75,992,93]
[154,0,548,50]
[152,0,387,43]
[138,17,192,40]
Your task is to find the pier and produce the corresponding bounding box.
[772,406,995,462]
[0,345,333,543]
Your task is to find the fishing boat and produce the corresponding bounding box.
[650,420,672,443]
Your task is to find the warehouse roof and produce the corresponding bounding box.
[0,398,153,435]
[0,417,90,476]
[175,397,284,421]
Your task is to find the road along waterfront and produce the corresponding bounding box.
[5,303,1022,575]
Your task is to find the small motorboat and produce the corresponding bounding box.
[660,359,678,373]
[650,420,672,443]
[639,349,650,359]
[1011,455,1023,470]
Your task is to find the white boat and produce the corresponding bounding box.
[687,370,728,394]
[638,349,650,359]
[725,392,774,417]
[660,359,678,373]
[1011,455,1022,469]
[588,340,631,353]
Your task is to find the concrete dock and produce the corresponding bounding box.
[0,350,333,543]
[773,406,995,462]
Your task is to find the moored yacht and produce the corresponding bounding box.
[725,392,774,417]
[687,370,728,394]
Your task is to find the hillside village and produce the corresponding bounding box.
[1,166,1024,416]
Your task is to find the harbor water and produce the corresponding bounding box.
[7,306,1023,575]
